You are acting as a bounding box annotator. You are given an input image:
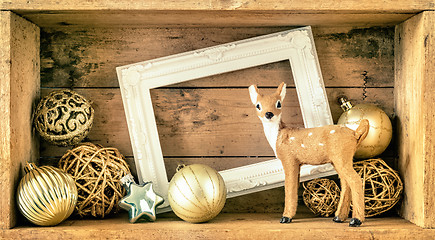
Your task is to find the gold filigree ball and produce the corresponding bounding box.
[34,89,94,146]
[303,178,341,217]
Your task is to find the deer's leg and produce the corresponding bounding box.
[331,156,365,227]
[281,162,300,224]
[333,178,351,223]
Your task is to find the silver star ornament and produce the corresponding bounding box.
[119,174,164,223]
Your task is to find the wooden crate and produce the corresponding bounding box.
[1,1,435,238]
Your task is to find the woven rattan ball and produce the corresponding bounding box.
[58,142,130,218]
[34,89,94,146]
[353,158,403,217]
[303,178,341,217]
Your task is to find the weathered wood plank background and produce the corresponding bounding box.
[39,26,395,213]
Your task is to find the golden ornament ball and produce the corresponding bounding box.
[17,162,78,226]
[168,164,227,223]
[33,89,94,146]
[337,97,392,159]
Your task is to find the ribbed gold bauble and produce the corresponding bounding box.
[17,163,78,226]
[337,97,392,159]
[168,164,226,223]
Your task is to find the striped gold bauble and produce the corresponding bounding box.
[168,164,226,223]
[17,163,78,226]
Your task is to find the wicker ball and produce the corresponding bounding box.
[58,142,130,218]
[34,89,94,146]
[303,178,341,217]
[353,158,403,217]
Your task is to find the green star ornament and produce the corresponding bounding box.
[119,174,164,223]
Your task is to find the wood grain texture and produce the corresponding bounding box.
[395,11,435,228]
[2,0,435,11]
[0,11,39,229]
[0,11,12,230]
[39,27,395,88]
[16,11,413,28]
[39,87,394,158]
[1,212,434,239]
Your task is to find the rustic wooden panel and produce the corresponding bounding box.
[2,213,435,239]
[395,11,435,228]
[40,27,394,89]
[17,11,413,28]
[3,0,434,11]
[0,11,39,229]
[0,10,13,231]
[39,87,394,158]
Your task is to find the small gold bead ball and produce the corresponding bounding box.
[302,178,341,217]
[338,103,392,159]
[168,164,227,223]
[33,89,94,146]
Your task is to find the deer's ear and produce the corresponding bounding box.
[249,85,259,105]
[276,82,286,101]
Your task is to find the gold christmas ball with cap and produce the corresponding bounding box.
[168,164,226,223]
[337,97,392,159]
[16,162,78,226]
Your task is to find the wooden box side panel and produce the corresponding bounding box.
[421,11,435,229]
[395,11,435,229]
[2,0,435,11]
[0,11,40,229]
[0,10,13,230]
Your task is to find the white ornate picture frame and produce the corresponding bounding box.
[116,26,336,212]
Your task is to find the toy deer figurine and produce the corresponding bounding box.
[249,82,369,227]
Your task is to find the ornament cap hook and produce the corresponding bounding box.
[176,164,186,172]
[120,173,135,189]
[24,162,37,173]
[338,96,353,112]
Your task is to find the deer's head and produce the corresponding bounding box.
[249,82,286,123]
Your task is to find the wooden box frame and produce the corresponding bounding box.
[116,27,336,211]
[1,1,434,237]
